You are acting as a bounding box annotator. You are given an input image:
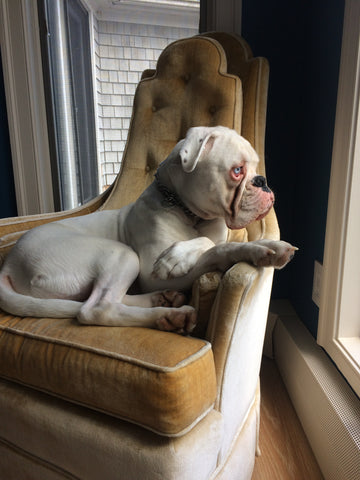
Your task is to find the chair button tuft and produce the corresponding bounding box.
[209,105,217,114]
[145,165,151,173]
[152,105,157,112]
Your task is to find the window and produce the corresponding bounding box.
[317,0,360,397]
[0,0,199,215]
[40,0,99,210]
[41,0,200,208]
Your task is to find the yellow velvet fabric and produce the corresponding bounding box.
[102,36,242,210]
[0,313,216,436]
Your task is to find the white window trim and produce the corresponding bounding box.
[317,0,360,397]
[0,0,54,215]
[83,4,103,195]
[85,0,200,29]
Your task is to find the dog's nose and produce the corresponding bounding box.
[252,175,271,193]
[252,175,266,188]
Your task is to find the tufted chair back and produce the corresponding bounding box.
[101,33,278,244]
[101,36,243,210]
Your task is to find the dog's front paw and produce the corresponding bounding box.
[155,305,197,334]
[252,240,298,269]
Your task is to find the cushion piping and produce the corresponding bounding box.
[0,322,212,373]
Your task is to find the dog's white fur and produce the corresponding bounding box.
[0,126,296,333]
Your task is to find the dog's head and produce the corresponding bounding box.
[169,126,275,229]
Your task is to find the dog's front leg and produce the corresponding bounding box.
[152,237,215,280]
[152,239,297,282]
[192,239,297,274]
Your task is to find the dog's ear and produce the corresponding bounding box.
[179,127,217,173]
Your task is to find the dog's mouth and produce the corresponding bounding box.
[230,184,242,220]
[226,185,245,229]
[227,185,275,230]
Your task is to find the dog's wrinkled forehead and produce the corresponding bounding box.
[179,126,258,173]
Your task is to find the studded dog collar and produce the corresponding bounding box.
[154,173,200,221]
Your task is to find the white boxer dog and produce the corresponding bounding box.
[0,126,296,333]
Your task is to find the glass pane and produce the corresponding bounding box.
[45,0,99,210]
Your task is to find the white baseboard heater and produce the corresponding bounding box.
[271,301,360,480]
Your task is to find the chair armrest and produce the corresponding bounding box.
[0,189,111,265]
[206,261,274,457]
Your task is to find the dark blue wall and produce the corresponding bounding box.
[0,52,17,218]
[242,0,345,337]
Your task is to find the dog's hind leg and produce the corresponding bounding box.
[123,290,187,308]
[77,246,195,332]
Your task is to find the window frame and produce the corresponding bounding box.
[0,0,54,215]
[317,0,360,397]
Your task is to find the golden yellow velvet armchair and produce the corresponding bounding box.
[0,33,279,480]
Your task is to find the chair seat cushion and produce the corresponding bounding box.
[0,313,217,437]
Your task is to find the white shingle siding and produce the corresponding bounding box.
[94,18,198,191]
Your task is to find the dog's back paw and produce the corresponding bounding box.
[155,305,196,334]
[151,290,187,308]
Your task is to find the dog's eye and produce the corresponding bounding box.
[230,166,243,180]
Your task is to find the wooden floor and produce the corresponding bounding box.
[252,357,324,480]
